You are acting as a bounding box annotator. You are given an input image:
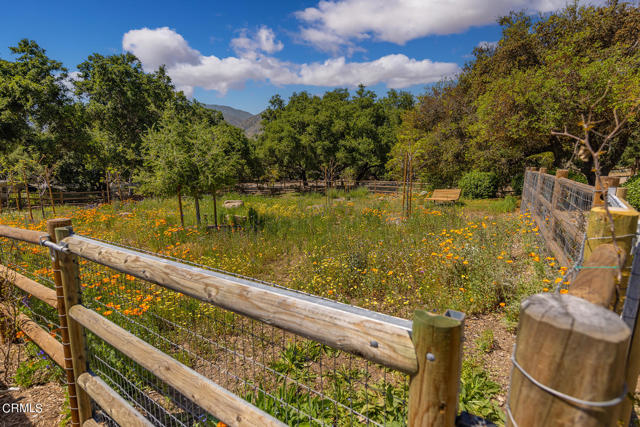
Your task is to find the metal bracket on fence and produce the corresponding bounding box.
[39,236,70,262]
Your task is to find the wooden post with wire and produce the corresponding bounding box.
[47,219,83,426]
[408,309,463,427]
[55,224,92,424]
[507,293,630,426]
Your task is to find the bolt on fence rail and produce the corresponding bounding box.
[0,219,465,426]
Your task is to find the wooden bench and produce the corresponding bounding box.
[425,188,461,203]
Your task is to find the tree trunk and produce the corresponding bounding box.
[177,188,184,228]
[45,173,56,215]
[408,155,414,217]
[22,170,33,221]
[212,191,218,228]
[39,189,45,219]
[402,154,408,217]
[105,171,111,203]
[194,196,201,226]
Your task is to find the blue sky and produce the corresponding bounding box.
[1,0,584,114]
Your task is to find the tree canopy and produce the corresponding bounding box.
[1,1,639,194]
[395,1,640,187]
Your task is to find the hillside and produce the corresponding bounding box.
[203,103,263,137]
[239,113,263,138]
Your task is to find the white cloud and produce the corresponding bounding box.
[231,26,284,57]
[294,0,583,51]
[122,27,459,96]
[477,41,498,50]
[123,27,201,71]
[297,55,458,88]
[59,71,81,92]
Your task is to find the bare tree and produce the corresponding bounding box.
[552,83,640,281]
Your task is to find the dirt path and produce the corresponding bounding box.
[0,343,66,427]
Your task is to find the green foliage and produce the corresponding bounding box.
[475,330,496,354]
[568,170,588,184]
[74,53,185,177]
[459,359,504,424]
[258,86,414,183]
[14,342,63,388]
[392,2,640,186]
[623,174,640,210]
[489,196,518,213]
[459,171,498,199]
[247,207,264,231]
[510,173,524,196]
[526,152,555,170]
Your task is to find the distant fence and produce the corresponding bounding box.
[0,219,468,426]
[0,187,138,214]
[236,180,430,195]
[519,167,633,267]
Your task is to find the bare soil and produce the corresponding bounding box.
[0,343,66,427]
[464,313,516,408]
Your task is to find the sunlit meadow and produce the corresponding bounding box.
[0,189,565,324]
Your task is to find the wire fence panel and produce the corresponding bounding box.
[521,171,595,267]
[77,242,410,426]
[0,237,62,343]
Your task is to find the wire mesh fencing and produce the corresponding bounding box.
[76,241,410,426]
[0,237,62,345]
[521,170,595,267]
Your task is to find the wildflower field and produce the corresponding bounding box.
[0,189,566,425]
[0,189,563,320]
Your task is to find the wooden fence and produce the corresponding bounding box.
[508,168,640,426]
[520,167,633,267]
[235,180,430,195]
[0,219,466,426]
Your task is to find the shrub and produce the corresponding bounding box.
[623,175,640,210]
[568,170,588,184]
[459,171,498,199]
[459,359,504,424]
[14,342,63,387]
[510,173,524,196]
[489,195,518,213]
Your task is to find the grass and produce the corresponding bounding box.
[14,342,64,388]
[475,330,496,354]
[0,190,564,317]
[0,190,567,425]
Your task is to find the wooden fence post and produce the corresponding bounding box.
[507,293,630,426]
[575,201,640,426]
[47,219,83,427]
[408,310,464,427]
[593,176,620,207]
[617,187,628,201]
[55,225,92,424]
[584,205,638,267]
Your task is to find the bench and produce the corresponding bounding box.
[425,188,461,203]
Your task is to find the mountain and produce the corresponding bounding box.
[203,104,253,127]
[203,104,263,137]
[239,114,263,138]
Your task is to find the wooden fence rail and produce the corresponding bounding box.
[508,168,640,426]
[0,220,466,426]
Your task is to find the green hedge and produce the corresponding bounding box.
[623,175,640,210]
[459,171,498,199]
